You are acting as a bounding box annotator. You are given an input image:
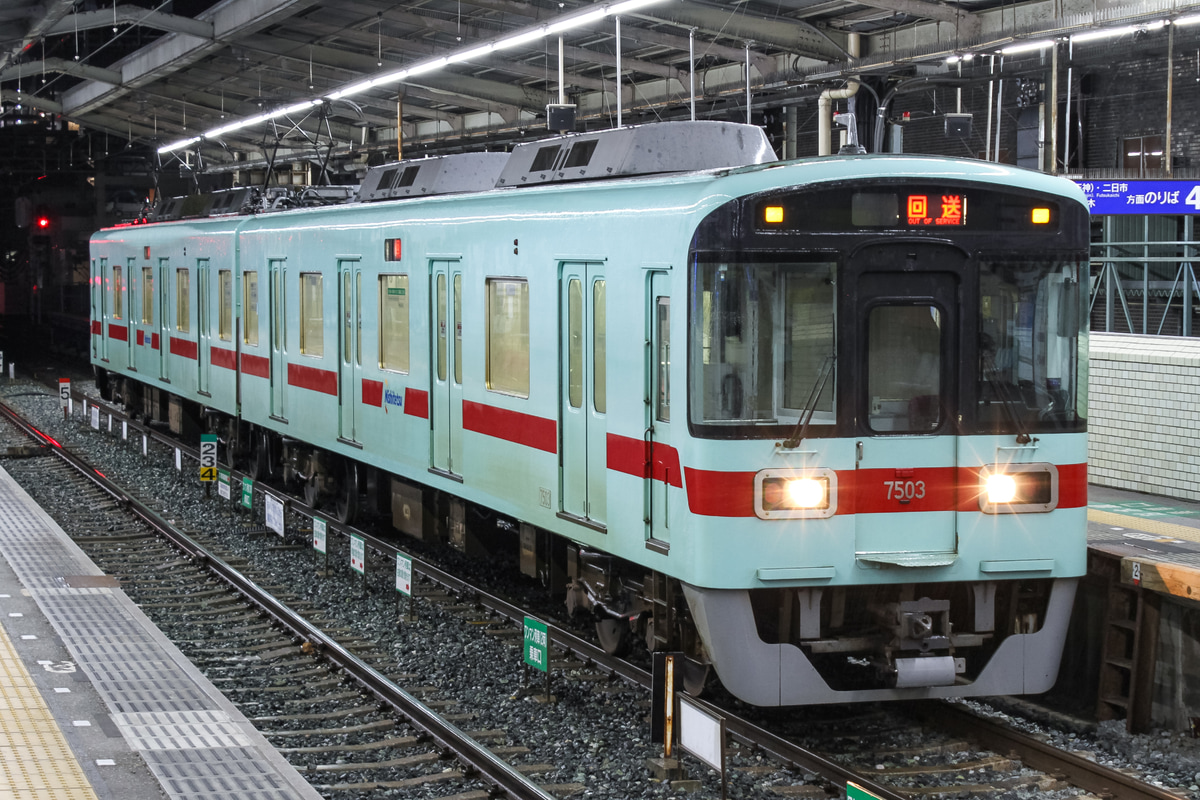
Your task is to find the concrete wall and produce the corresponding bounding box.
[1089,331,1200,500]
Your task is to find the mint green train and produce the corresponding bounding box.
[91,121,1089,705]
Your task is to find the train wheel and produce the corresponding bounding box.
[596,616,632,657]
[249,431,271,481]
[303,472,321,509]
[333,459,359,525]
[681,658,711,697]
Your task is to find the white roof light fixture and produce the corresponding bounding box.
[1000,39,1056,55]
[158,0,668,155]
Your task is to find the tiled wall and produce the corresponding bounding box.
[1089,332,1200,500]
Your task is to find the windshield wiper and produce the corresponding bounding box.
[781,354,834,449]
[980,350,1032,444]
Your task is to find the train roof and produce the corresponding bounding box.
[100,128,1087,238]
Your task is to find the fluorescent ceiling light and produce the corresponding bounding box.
[157,0,669,154]
[1002,39,1055,55]
[1072,24,1137,43]
[159,136,200,154]
[1176,13,1200,25]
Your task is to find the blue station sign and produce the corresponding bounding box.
[1076,180,1200,215]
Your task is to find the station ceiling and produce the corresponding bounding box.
[0,0,1195,177]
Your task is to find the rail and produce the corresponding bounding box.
[0,397,557,800]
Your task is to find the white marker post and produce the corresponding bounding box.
[58,379,70,419]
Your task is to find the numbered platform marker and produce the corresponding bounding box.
[199,434,217,482]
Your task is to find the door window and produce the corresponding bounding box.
[867,305,942,432]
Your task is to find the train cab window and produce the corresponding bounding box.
[867,305,942,433]
[243,271,259,346]
[112,265,123,319]
[218,270,233,341]
[141,267,153,324]
[689,260,835,437]
[594,280,606,414]
[300,273,323,357]
[976,259,1086,431]
[176,268,190,332]
[379,274,409,373]
[486,278,529,398]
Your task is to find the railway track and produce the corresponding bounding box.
[0,373,1193,800]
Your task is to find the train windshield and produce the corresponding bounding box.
[976,258,1087,433]
[689,259,836,436]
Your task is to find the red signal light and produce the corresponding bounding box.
[35,216,50,229]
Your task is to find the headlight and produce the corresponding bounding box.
[985,474,1018,504]
[979,463,1058,514]
[755,469,837,519]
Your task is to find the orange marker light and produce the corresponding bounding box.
[1031,207,1051,224]
[764,206,784,224]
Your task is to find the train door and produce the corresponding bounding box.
[645,270,674,549]
[337,259,362,443]
[98,258,109,361]
[559,263,607,527]
[90,259,101,361]
[197,260,211,394]
[430,260,462,477]
[157,259,170,380]
[269,259,286,419]
[849,243,962,559]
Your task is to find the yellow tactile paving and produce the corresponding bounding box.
[0,625,97,799]
[1087,508,1200,544]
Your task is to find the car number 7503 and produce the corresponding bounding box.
[884,479,926,502]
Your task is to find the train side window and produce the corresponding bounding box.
[486,278,529,398]
[656,297,670,422]
[300,272,323,357]
[593,280,606,414]
[379,274,409,373]
[176,268,190,332]
[867,305,942,433]
[568,279,583,409]
[436,274,447,381]
[112,265,123,319]
[141,267,153,324]
[243,271,259,346]
[218,270,233,341]
[453,274,462,386]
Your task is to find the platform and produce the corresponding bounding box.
[0,466,323,800]
[1087,484,1200,601]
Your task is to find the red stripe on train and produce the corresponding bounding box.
[404,388,428,419]
[151,332,160,350]
[211,346,237,371]
[462,400,555,453]
[241,352,269,378]
[91,320,102,335]
[169,337,197,359]
[683,462,1088,518]
[108,323,128,342]
[606,433,683,488]
[362,379,383,407]
[288,362,338,396]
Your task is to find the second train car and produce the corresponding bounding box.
[91,121,1090,705]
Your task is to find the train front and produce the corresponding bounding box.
[679,162,1090,705]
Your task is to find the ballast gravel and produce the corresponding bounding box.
[3,367,1200,799]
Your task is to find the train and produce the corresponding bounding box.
[90,120,1090,705]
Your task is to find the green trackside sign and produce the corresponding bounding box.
[847,782,882,800]
[523,616,548,672]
